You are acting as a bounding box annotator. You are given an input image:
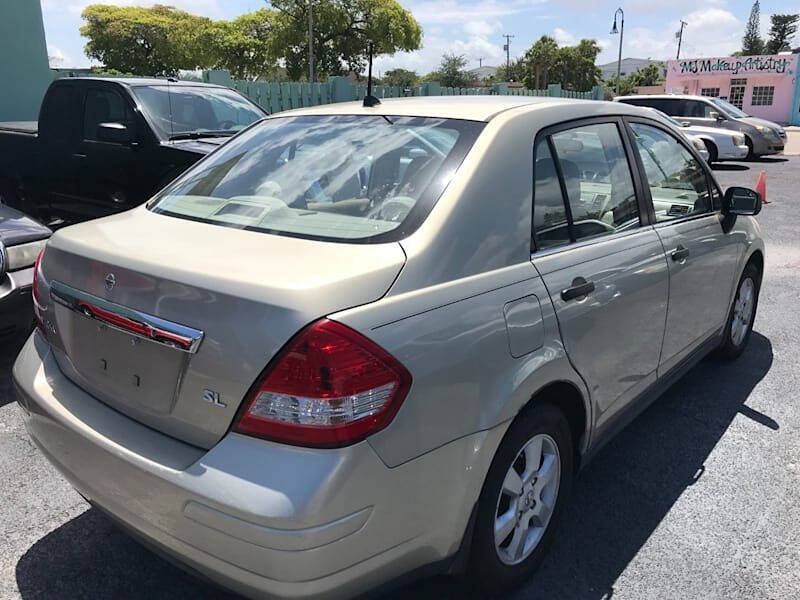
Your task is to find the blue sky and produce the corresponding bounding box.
[42,0,800,73]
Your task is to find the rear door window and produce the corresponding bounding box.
[533,121,640,249]
[40,86,76,144]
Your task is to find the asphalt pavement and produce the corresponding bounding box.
[1,156,799,600]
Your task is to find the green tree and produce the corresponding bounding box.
[494,58,525,83]
[629,63,664,87]
[742,1,765,55]
[522,36,559,89]
[270,0,422,80]
[765,14,799,54]
[81,4,218,76]
[214,9,281,80]
[382,68,418,87]
[604,74,635,97]
[430,53,476,88]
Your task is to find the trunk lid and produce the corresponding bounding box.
[42,207,406,448]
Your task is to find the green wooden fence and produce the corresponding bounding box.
[202,70,603,114]
[53,68,603,114]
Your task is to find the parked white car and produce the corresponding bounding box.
[652,110,748,163]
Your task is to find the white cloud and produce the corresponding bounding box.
[47,45,70,68]
[596,8,742,64]
[553,27,576,46]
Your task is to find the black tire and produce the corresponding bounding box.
[745,137,757,160]
[468,403,573,596]
[703,140,718,164]
[715,261,761,360]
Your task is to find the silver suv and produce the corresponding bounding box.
[615,93,786,157]
[14,97,765,599]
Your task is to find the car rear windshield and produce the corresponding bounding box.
[133,85,264,138]
[149,115,484,243]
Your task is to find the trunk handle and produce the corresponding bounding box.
[50,281,204,354]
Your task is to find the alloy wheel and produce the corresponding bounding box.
[731,277,755,347]
[494,433,561,565]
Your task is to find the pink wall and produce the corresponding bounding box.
[665,55,798,124]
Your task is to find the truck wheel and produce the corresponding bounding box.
[469,403,573,596]
[703,140,718,164]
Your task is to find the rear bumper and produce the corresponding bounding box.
[13,332,502,599]
[0,267,34,338]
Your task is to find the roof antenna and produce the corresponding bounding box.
[363,43,380,107]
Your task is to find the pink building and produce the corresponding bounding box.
[665,54,800,125]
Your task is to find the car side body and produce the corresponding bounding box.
[13,96,764,599]
[615,93,785,157]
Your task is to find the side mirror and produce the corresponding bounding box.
[97,122,132,144]
[724,186,761,216]
[708,111,723,121]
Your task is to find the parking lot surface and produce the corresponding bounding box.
[1,156,799,600]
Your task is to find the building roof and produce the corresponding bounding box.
[469,65,499,79]
[597,57,662,69]
[272,95,596,122]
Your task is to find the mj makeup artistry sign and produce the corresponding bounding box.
[668,55,797,79]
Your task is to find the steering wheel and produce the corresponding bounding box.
[367,196,416,223]
[218,120,237,130]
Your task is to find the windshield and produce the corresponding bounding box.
[711,97,749,119]
[133,85,265,138]
[149,115,484,243]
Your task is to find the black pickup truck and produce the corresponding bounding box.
[0,77,267,226]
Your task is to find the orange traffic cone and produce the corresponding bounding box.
[755,170,769,204]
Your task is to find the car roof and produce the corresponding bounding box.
[57,77,225,89]
[615,94,712,102]
[273,95,605,122]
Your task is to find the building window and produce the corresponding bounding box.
[701,88,720,97]
[751,86,775,106]
[729,79,747,109]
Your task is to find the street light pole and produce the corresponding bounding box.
[610,8,624,96]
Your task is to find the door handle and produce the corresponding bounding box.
[561,277,595,302]
[671,245,690,262]
[72,153,87,159]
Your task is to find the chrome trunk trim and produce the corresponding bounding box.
[49,281,204,354]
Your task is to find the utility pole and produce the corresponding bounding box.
[502,34,515,74]
[308,0,314,82]
[610,8,624,96]
[478,57,484,68]
[676,20,688,60]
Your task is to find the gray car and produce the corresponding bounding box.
[0,204,50,341]
[615,93,786,158]
[13,97,765,599]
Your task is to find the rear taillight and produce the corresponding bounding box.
[234,319,412,448]
[32,249,45,332]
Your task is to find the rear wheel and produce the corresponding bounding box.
[469,404,573,595]
[716,261,761,360]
